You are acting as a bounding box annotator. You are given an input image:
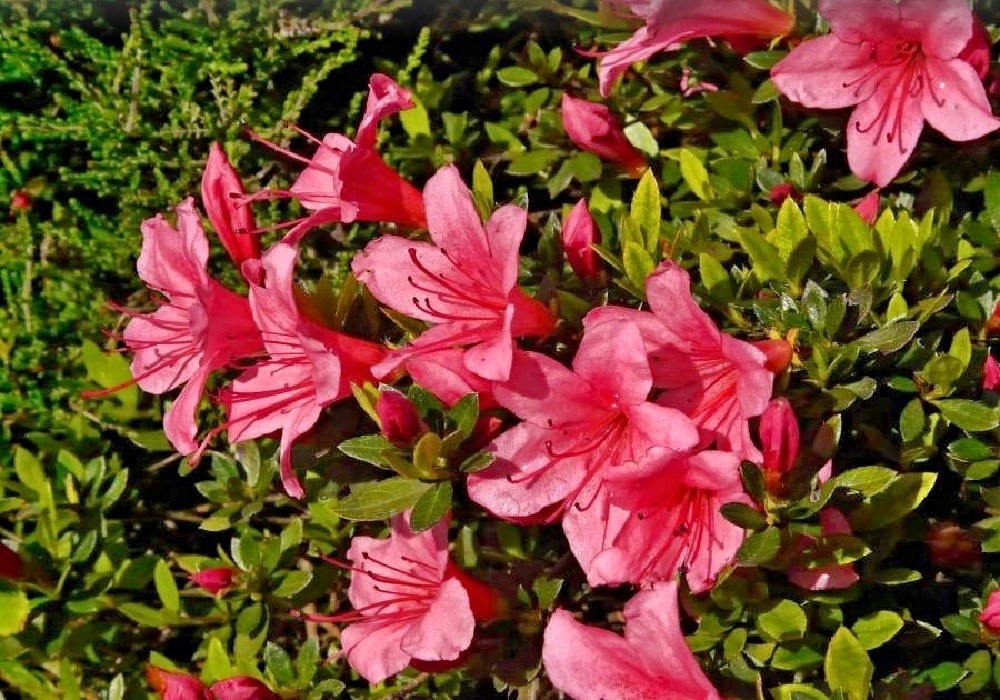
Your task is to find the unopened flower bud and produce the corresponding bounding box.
[980,590,1000,634]
[376,389,424,446]
[562,200,602,282]
[189,566,237,595]
[984,355,1000,391]
[145,666,211,700]
[758,398,799,492]
[752,338,793,375]
[958,16,992,80]
[209,676,280,700]
[768,182,797,206]
[202,142,261,280]
[0,542,23,581]
[9,190,31,214]
[926,520,981,571]
[853,189,880,225]
[985,302,1000,337]
[560,94,647,177]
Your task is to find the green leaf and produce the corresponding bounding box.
[332,478,431,521]
[496,66,538,87]
[412,432,443,474]
[338,434,396,466]
[630,169,661,254]
[824,627,873,700]
[153,559,180,613]
[699,252,732,302]
[867,568,921,585]
[297,638,321,685]
[737,526,781,565]
[264,642,296,687]
[622,241,655,289]
[203,637,233,682]
[850,472,937,531]
[398,101,431,140]
[851,611,903,650]
[409,481,453,533]
[770,684,830,700]
[118,602,169,627]
[449,393,480,439]
[0,582,30,635]
[720,502,767,531]
[757,600,808,642]
[831,466,897,497]
[532,576,563,610]
[81,339,137,409]
[678,148,712,201]
[471,160,494,221]
[856,321,920,354]
[623,122,658,157]
[916,661,968,691]
[271,570,312,598]
[507,150,559,176]
[740,227,787,285]
[934,399,1000,432]
[899,398,925,443]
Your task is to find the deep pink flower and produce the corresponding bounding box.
[0,542,23,581]
[85,200,264,455]
[586,261,773,461]
[560,94,647,176]
[216,243,385,498]
[771,0,1000,187]
[759,397,799,479]
[376,389,425,446]
[352,164,555,383]
[466,320,699,531]
[984,354,1000,391]
[146,667,212,700]
[854,189,881,224]
[301,512,501,684]
[405,348,498,410]
[248,74,426,243]
[752,338,793,375]
[201,142,261,279]
[542,582,721,700]
[9,189,30,214]
[583,446,749,591]
[958,17,993,80]
[768,182,798,206]
[787,506,860,591]
[562,199,602,282]
[980,590,1000,634]
[209,677,279,700]
[188,567,237,595]
[594,0,793,96]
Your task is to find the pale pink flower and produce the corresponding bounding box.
[561,199,602,282]
[217,243,385,498]
[466,320,699,531]
[594,0,792,96]
[352,164,555,383]
[980,590,1000,634]
[301,512,501,684]
[85,199,263,455]
[246,74,425,243]
[584,446,749,591]
[586,261,773,461]
[542,582,721,700]
[188,567,237,595]
[983,354,1000,391]
[560,94,647,176]
[771,0,1000,187]
[201,142,260,279]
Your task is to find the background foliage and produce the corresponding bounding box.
[5,0,1000,698]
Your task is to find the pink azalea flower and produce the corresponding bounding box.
[300,512,502,684]
[146,667,279,700]
[85,199,263,455]
[188,567,237,595]
[980,590,1000,634]
[246,74,426,243]
[352,164,555,383]
[217,243,385,498]
[561,199,602,282]
[984,354,1000,391]
[771,0,1000,187]
[542,582,721,700]
[376,388,425,446]
[593,0,793,96]
[560,94,647,176]
[759,397,799,492]
[466,320,700,530]
[201,142,261,279]
[586,261,773,461]
[584,446,750,591]
[787,506,860,591]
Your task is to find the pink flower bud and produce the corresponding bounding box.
[376,389,424,446]
[560,94,647,177]
[209,676,280,700]
[926,521,981,572]
[146,667,211,700]
[768,182,798,206]
[853,189,880,225]
[981,590,1000,634]
[986,302,1000,337]
[985,355,1000,392]
[958,16,992,80]
[189,567,237,595]
[201,142,261,279]
[9,189,31,214]
[0,542,23,581]
[758,398,799,490]
[752,338,793,375]
[562,200,602,282]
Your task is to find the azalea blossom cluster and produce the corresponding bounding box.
[92,0,1000,697]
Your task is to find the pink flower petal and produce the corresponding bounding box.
[921,58,1000,142]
